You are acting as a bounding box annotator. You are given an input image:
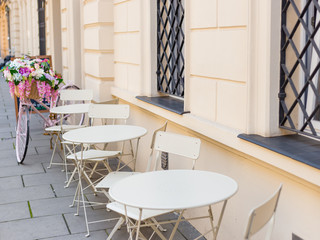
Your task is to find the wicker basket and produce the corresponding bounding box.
[14,82,40,100]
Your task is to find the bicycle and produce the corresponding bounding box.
[15,83,85,164]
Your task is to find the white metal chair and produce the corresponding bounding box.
[103,130,201,240]
[45,89,93,170]
[66,103,130,193]
[244,184,283,240]
[95,121,168,199]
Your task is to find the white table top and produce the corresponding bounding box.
[62,125,147,144]
[109,169,238,210]
[50,103,90,114]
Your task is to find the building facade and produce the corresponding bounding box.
[2,0,320,239]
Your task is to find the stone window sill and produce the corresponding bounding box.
[238,134,320,170]
[136,96,190,115]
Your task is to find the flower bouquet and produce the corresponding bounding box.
[1,58,64,102]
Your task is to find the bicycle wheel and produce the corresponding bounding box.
[56,84,85,126]
[16,105,30,164]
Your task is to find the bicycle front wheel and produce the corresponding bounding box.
[16,105,30,164]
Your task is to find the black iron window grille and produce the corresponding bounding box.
[280,0,320,139]
[157,0,185,98]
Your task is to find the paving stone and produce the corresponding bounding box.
[0,118,10,124]
[176,220,207,240]
[0,154,19,167]
[105,223,186,240]
[85,192,109,210]
[36,145,56,155]
[23,146,40,156]
[0,163,44,178]
[64,208,119,235]
[0,131,12,139]
[0,139,14,151]
[0,201,30,222]
[22,153,54,165]
[0,215,69,240]
[5,146,39,158]
[23,171,66,187]
[0,122,10,128]
[40,230,108,240]
[0,185,54,204]
[0,175,23,190]
[30,132,51,140]
[30,196,76,217]
[52,182,93,198]
[29,138,52,147]
[0,127,14,133]
[0,148,16,157]
[43,162,68,173]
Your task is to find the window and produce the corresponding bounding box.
[156,0,185,98]
[38,0,46,55]
[279,0,320,139]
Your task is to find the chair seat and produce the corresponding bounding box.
[45,124,86,132]
[107,202,171,221]
[67,149,121,160]
[96,172,140,190]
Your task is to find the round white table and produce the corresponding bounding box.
[62,124,147,237]
[109,169,238,210]
[109,169,238,240]
[63,125,147,144]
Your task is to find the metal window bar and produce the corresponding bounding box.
[279,0,320,139]
[157,0,185,97]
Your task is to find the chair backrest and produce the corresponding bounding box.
[60,89,93,102]
[145,121,168,171]
[244,184,283,240]
[88,104,129,125]
[151,131,201,171]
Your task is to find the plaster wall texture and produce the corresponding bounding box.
[82,0,114,102]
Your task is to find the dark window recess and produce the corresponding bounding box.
[157,0,185,97]
[38,0,46,55]
[279,0,320,139]
[161,152,168,170]
[5,5,10,54]
[136,96,189,115]
[238,133,320,170]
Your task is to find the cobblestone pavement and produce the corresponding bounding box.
[0,77,205,240]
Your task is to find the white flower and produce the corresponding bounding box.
[13,73,22,82]
[32,68,45,79]
[4,70,12,81]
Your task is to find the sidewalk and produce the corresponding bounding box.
[0,78,205,240]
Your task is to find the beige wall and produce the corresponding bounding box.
[9,0,20,56]
[82,0,114,102]
[46,0,62,74]
[60,0,82,86]
[0,2,9,58]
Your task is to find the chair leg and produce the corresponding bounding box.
[69,182,79,208]
[151,217,167,232]
[65,167,77,188]
[89,162,98,178]
[168,210,185,240]
[106,217,125,240]
[48,133,60,169]
[265,215,275,240]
